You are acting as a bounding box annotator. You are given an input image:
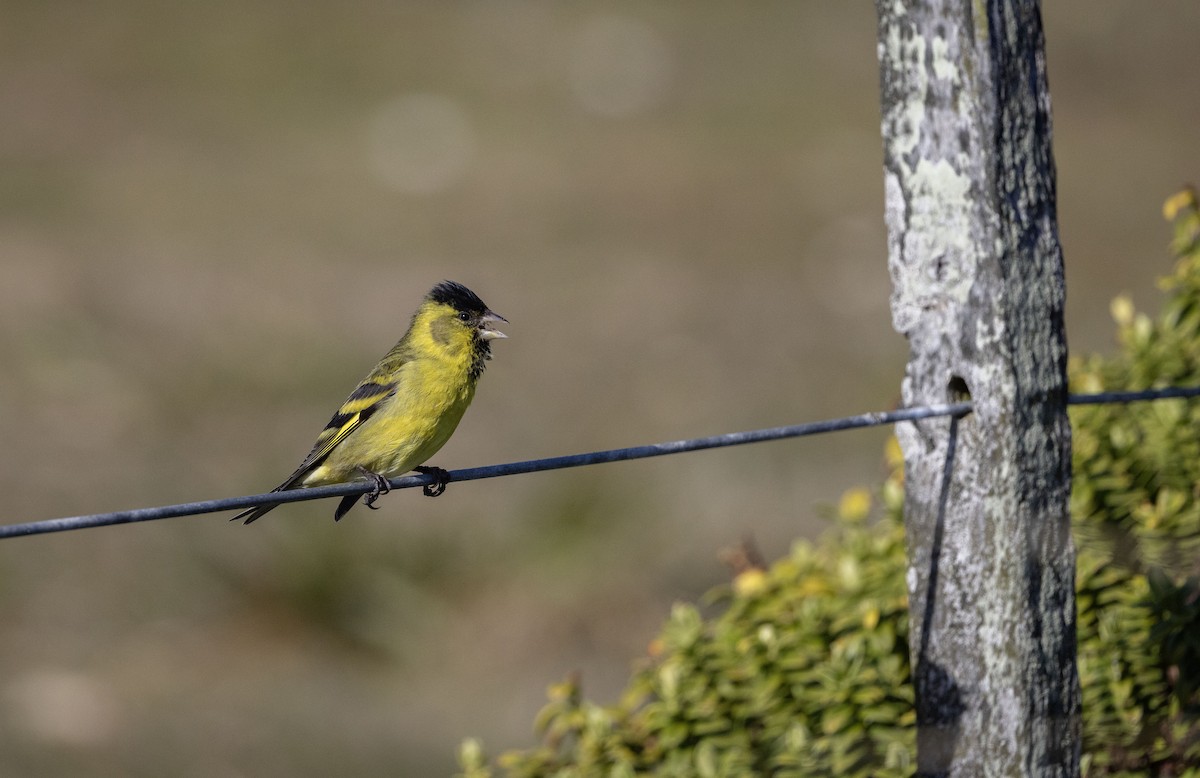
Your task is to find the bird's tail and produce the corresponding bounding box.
[232,464,314,525]
[230,502,282,524]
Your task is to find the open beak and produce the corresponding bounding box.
[479,310,508,341]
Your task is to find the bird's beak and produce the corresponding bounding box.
[479,310,508,340]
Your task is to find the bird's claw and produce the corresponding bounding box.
[414,466,450,497]
[359,468,391,510]
[334,469,392,521]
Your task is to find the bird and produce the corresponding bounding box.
[231,280,507,524]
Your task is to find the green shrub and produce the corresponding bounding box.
[459,190,1200,777]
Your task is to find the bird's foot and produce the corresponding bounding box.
[334,467,392,520]
[359,468,392,510]
[414,466,450,497]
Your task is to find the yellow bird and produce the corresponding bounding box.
[232,281,507,524]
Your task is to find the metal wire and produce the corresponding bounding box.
[1,386,1196,539]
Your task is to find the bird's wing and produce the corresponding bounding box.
[289,377,399,481]
[233,341,417,525]
[231,378,399,524]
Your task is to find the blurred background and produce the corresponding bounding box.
[0,2,1196,774]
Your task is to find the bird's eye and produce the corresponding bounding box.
[458,311,470,322]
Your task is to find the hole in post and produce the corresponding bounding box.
[947,375,971,402]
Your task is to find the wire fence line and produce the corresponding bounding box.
[1,386,1196,540]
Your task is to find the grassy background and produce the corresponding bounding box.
[0,2,1196,774]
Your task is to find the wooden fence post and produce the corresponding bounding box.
[874,1,1081,774]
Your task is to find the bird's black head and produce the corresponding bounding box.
[428,280,489,317]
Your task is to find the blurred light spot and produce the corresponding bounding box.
[1110,294,1135,326]
[367,94,476,194]
[6,669,119,746]
[838,487,872,523]
[568,16,672,118]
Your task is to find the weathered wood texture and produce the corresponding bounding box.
[875,1,1080,775]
